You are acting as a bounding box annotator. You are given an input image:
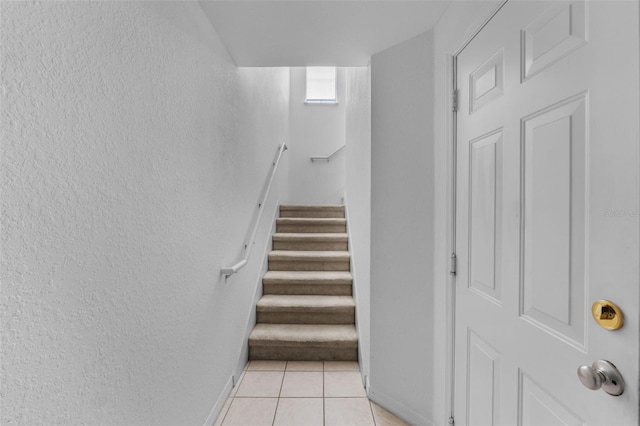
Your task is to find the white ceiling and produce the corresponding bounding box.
[198,1,452,66]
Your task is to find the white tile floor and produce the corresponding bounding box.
[214,361,411,426]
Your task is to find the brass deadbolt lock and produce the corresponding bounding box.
[591,300,623,330]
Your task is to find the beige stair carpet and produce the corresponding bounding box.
[248,205,358,361]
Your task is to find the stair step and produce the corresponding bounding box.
[249,204,358,362]
[269,250,350,271]
[273,233,348,251]
[263,271,352,295]
[257,295,355,324]
[276,218,346,233]
[249,324,358,361]
[279,205,345,218]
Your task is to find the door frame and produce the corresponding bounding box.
[446,1,509,423]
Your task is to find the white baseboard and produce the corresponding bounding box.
[343,191,372,391]
[343,195,365,379]
[369,386,433,426]
[203,375,234,426]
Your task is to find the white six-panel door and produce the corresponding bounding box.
[454,1,639,424]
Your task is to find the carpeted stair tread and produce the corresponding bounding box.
[279,205,345,218]
[268,251,350,271]
[256,295,355,324]
[269,250,350,261]
[276,217,347,233]
[273,233,348,241]
[276,218,346,225]
[257,295,355,311]
[249,324,358,347]
[263,270,353,284]
[262,271,353,296]
[273,233,348,251]
[280,205,345,211]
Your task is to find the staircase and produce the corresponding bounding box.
[248,205,358,361]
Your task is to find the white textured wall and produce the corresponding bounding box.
[431,2,503,424]
[288,67,346,204]
[1,2,289,424]
[344,67,372,385]
[369,32,435,426]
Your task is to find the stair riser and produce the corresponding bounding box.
[276,224,346,233]
[269,261,350,271]
[279,210,345,218]
[249,346,358,361]
[257,310,354,324]
[273,241,348,251]
[263,283,352,296]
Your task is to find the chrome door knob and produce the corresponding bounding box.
[577,360,624,396]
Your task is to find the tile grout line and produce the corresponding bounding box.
[271,361,288,426]
[368,400,378,426]
[322,361,326,426]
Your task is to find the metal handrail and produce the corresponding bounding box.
[310,145,345,162]
[221,143,288,279]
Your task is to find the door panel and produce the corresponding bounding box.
[519,372,583,426]
[470,50,504,113]
[467,331,501,425]
[454,1,639,425]
[521,1,588,81]
[521,94,587,347]
[469,129,503,304]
